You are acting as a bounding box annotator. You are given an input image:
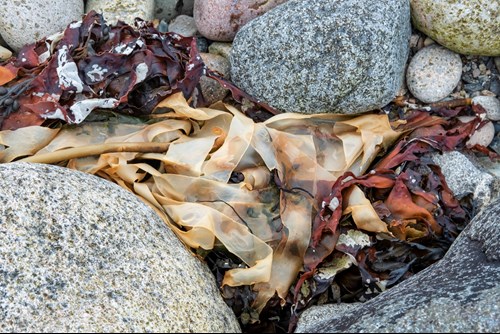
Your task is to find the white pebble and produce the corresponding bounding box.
[472,96,500,121]
[406,45,462,103]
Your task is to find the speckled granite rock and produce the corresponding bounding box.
[296,195,500,333]
[86,0,154,25]
[0,0,83,52]
[431,151,500,214]
[230,0,411,114]
[406,45,462,103]
[411,0,500,56]
[0,163,241,333]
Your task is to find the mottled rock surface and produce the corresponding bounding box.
[0,0,83,51]
[194,0,288,42]
[86,0,154,25]
[406,44,462,103]
[230,0,411,114]
[200,53,230,105]
[0,163,241,333]
[296,195,500,333]
[431,151,499,213]
[411,0,500,56]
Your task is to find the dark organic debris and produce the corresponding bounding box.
[0,10,277,130]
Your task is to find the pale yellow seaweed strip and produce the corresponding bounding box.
[18,142,170,164]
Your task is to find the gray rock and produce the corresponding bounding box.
[86,0,154,25]
[411,0,500,56]
[154,0,194,22]
[472,96,500,122]
[230,0,411,114]
[167,14,197,37]
[431,151,499,216]
[200,53,230,105]
[0,0,84,52]
[406,45,463,103]
[209,42,233,60]
[0,163,241,333]
[296,195,500,333]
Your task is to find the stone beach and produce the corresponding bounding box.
[1,0,499,332]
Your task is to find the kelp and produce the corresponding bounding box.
[0,11,276,130]
[1,11,496,333]
[3,91,495,334]
[2,92,402,312]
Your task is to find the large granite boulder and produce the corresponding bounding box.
[230,0,411,114]
[0,163,241,333]
[411,0,500,56]
[296,195,500,332]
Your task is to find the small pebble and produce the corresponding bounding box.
[472,96,500,121]
[494,57,500,72]
[199,53,230,105]
[406,45,462,103]
[168,15,197,37]
[458,116,495,147]
[0,45,12,61]
[208,42,232,60]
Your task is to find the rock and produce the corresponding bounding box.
[0,45,12,61]
[86,0,154,25]
[431,151,499,214]
[458,116,495,148]
[230,0,411,114]
[154,0,194,22]
[200,53,230,105]
[167,15,197,37]
[0,0,84,52]
[209,42,232,60]
[0,163,241,333]
[406,45,462,103]
[472,96,500,121]
[296,195,500,333]
[410,0,500,56]
[194,0,288,42]
[495,57,500,73]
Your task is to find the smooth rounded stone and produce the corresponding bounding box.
[406,45,462,103]
[154,0,194,22]
[86,0,154,25]
[0,163,241,333]
[296,195,500,333]
[431,151,499,213]
[230,0,411,114]
[209,42,232,60]
[0,0,84,52]
[458,116,495,148]
[0,45,12,61]
[495,57,500,73]
[473,96,500,121]
[410,0,500,56]
[200,53,230,105]
[194,0,289,42]
[167,15,197,37]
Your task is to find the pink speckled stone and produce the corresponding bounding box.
[194,0,288,42]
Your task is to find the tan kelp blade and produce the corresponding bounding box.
[1,92,402,312]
